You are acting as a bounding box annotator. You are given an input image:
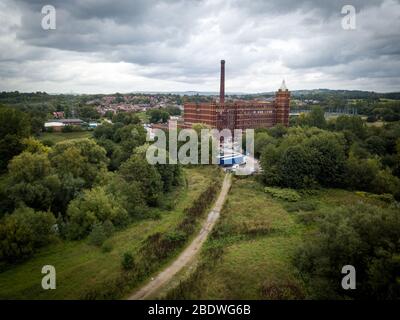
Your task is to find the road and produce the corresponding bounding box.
[127,173,232,300]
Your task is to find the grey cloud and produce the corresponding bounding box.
[0,0,399,92]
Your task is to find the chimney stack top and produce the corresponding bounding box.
[220,59,225,104]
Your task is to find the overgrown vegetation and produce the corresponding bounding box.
[264,187,301,202]
[256,109,400,200]
[294,202,400,299]
[0,166,221,299]
[80,173,222,299]
[0,108,181,263]
[164,177,305,300]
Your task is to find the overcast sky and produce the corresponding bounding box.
[0,0,399,93]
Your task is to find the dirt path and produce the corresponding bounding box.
[127,173,232,300]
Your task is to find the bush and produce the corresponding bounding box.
[178,180,221,235]
[62,125,73,133]
[102,220,115,237]
[119,153,163,206]
[88,223,107,246]
[121,252,135,270]
[41,139,55,147]
[264,187,301,202]
[0,207,56,262]
[66,187,128,240]
[284,200,317,212]
[293,203,400,299]
[101,242,113,253]
[260,280,305,299]
[165,230,187,242]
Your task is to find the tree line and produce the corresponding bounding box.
[256,107,400,200]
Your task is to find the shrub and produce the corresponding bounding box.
[284,200,317,212]
[260,280,304,299]
[165,230,187,242]
[293,203,400,299]
[119,153,163,206]
[0,207,56,262]
[88,223,107,247]
[66,187,128,240]
[102,220,115,237]
[41,139,55,147]
[62,125,73,133]
[121,252,135,270]
[101,242,113,253]
[178,180,221,235]
[368,193,395,204]
[264,187,301,202]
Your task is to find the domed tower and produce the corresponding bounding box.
[275,80,290,126]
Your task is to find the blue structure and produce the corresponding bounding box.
[217,152,245,166]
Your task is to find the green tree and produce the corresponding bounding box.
[121,252,135,270]
[147,109,169,123]
[254,132,275,158]
[105,175,146,218]
[305,133,346,187]
[6,151,60,211]
[113,124,147,159]
[66,187,128,239]
[78,105,100,122]
[112,112,141,125]
[165,106,182,116]
[119,153,163,206]
[279,145,317,188]
[0,207,56,262]
[294,203,400,299]
[0,107,31,171]
[295,106,326,129]
[334,115,366,139]
[22,137,51,154]
[93,122,115,140]
[345,155,380,192]
[365,136,386,155]
[50,139,109,187]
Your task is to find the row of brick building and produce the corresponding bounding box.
[183,60,290,130]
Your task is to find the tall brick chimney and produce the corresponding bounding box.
[219,59,225,104]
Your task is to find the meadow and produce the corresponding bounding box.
[163,176,389,299]
[39,131,94,144]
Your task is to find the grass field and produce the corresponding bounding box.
[163,177,383,300]
[39,131,93,144]
[0,166,221,299]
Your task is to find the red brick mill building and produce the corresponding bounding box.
[183,60,290,130]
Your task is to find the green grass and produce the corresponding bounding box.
[163,178,383,300]
[39,131,93,144]
[0,166,220,299]
[366,121,385,127]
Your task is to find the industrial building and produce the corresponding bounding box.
[183,60,290,130]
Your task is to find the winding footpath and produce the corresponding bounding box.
[128,173,232,300]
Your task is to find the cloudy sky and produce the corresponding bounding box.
[0,0,399,93]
